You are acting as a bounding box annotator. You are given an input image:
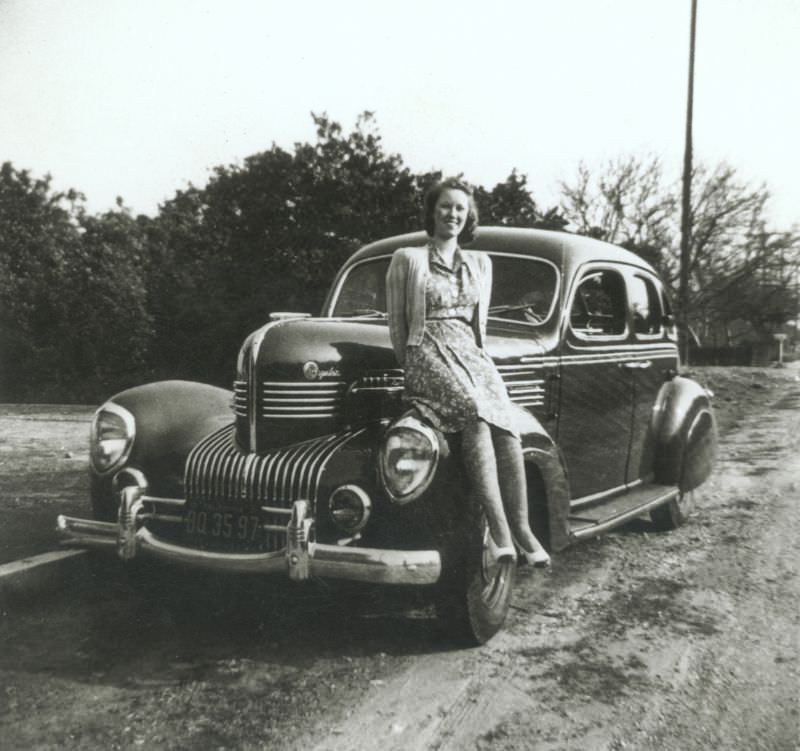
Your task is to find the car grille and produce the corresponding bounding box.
[184,424,363,551]
[186,423,361,505]
[233,379,348,420]
[236,370,543,428]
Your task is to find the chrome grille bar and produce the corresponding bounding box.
[499,369,547,408]
[233,381,248,417]
[508,386,545,396]
[260,380,346,419]
[185,424,365,507]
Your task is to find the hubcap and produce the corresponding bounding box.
[480,526,511,608]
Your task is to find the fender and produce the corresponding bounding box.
[652,375,717,491]
[91,380,232,517]
[516,405,571,552]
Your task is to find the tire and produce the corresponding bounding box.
[650,490,694,531]
[434,509,516,646]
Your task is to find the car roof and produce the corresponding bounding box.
[346,226,658,275]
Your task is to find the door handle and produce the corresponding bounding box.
[620,360,652,370]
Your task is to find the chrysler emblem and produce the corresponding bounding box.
[303,361,320,381]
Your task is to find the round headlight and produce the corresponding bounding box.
[90,402,135,475]
[329,484,372,534]
[379,415,439,503]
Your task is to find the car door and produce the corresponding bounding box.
[625,272,680,485]
[556,266,635,500]
[486,253,562,429]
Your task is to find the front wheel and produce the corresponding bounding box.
[650,490,695,531]
[434,513,516,646]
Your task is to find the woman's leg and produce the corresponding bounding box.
[492,428,549,561]
[461,420,514,554]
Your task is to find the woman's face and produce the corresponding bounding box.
[432,188,470,241]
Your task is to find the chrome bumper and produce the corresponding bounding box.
[56,490,441,586]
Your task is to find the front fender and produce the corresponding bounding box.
[91,380,232,518]
[652,376,717,491]
[517,405,571,552]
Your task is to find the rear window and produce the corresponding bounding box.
[628,274,663,337]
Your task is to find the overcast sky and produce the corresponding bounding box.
[1,0,798,227]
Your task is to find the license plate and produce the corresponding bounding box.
[184,508,263,543]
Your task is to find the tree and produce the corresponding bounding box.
[147,112,421,386]
[0,163,153,400]
[691,221,800,346]
[1,115,574,399]
[475,169,568,231]
[559,156,799,347]
[69,206,154,398]
[0,163,84,399]
[559,155,676,273]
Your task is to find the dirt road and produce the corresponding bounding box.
[1,366,799,750]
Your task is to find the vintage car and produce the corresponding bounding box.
[58,227,717,644]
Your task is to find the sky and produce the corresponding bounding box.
[1,0,798,227]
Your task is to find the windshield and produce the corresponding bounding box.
[330,253,558,325]
[331,257,391,317]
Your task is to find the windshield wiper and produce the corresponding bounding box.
[489,303,545,324]
[489,304,537,314]
[347,308,387,318]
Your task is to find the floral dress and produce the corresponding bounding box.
[403,246,518,438]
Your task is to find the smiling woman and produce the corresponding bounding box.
[387,179,551,554]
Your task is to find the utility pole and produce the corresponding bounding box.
[679,0,698,365]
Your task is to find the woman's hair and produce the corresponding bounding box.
[423,177,479,244]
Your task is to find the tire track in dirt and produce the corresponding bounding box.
[310,376,800,751]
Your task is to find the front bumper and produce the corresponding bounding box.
[56,488,441,586]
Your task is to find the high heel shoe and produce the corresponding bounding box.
[493,545,517,564]
[512,536,551,568]
[488,536,517,564]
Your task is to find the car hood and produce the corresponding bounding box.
[250,316,551,375]
[252,317,397,380]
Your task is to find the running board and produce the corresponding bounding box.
[569,483,679,541]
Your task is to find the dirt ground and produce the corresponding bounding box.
[0,404,93,565]
[0,365,799,750]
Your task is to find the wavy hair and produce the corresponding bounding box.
[423,177,479,245]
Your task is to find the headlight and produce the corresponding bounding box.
[379,415,439,503]
[89,402,135,475]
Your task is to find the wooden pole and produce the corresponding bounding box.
[679,0,698,365]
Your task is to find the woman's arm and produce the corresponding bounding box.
[478,252,492,347]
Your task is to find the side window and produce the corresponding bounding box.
[488,256,558,326]
[628,274,663,337]
[570,269,627,338]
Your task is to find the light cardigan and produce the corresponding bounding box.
[385,246,492,365]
